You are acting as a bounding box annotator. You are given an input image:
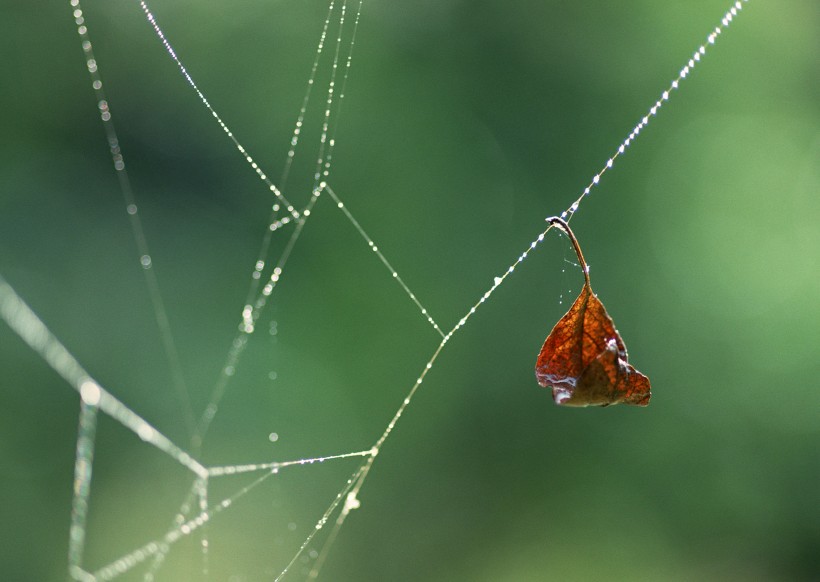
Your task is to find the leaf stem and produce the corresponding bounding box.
[546,216,590,288]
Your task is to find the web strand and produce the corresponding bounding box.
[274,463,368,582]
[68,0,197,443]
[324,185,445,336]
[143,482,201,581]
[137,0,300,220]
[67,398,99,580]
[243,0,339,305]
[561,1,749,222]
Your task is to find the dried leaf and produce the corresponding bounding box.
[535,217,650,407]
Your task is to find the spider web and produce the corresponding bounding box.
[0,1,751,580]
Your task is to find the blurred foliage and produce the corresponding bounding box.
[1,1,818,581]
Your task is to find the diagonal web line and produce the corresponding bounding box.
[89,471,271,581]
[324,184,445,336]
[143,481,201,580]
[137,0,300,219]
[0,275,208,479]
[69,0,197,443]
[561,2,749,224]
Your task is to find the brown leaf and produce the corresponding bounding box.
[535,217,650,407]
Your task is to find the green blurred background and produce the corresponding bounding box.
[1,1,818,580]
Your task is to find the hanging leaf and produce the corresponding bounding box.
[535,217,650,407]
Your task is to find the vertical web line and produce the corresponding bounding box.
[67,397,98,580]
[195,476,210,578]
[67,0,197,442]
[320,0,363,185]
